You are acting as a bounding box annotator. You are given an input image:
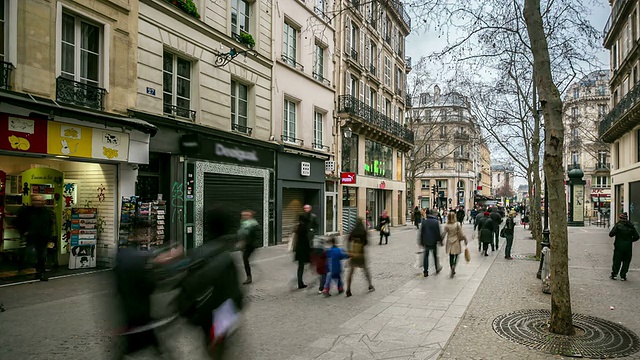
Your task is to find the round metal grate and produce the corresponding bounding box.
[511,253,538,261]
[493,309,640,358]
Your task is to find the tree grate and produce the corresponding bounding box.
[493,309,640,358]
[511,253,538,261]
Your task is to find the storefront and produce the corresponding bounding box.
[130,112,277,249]
[0,103,154,274]
[276,151,327,243]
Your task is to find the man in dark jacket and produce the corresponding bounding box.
[238,210,260,285]
[456,207,465,226]
[474,210,488,251]
[418,209,443,277]
[609,212,639,281]
[489,207,502,251]
[413,206,422,229]
[14,201,55,281]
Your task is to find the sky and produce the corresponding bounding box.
[404,3,611,188]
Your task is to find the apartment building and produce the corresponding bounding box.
[409,86,482,211]
[479,141,492,197]
[599,0,640,225]
[564,70,611,215]
[491,164,515,202]
[335,0,413,231]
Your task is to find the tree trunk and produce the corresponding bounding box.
[524,0,574,336]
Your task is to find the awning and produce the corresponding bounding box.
[0,89,157,136]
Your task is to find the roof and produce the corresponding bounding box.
[577,70,609,87]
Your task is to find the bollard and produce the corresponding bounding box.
[541,247,551,294]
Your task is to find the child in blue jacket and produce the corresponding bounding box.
[322,237,350,297]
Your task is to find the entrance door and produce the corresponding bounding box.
[326,193,337,233]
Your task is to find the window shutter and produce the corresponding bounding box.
[377,93,381,113]
[345,17,351,52]
[360,28,365,65]
[365,84,370,106]
[345,70,351,96]
[359,79,364,102]
[364,35,370,68]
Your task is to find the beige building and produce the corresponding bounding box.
[409,87,482,211]
[491,164,515,203]
[600,0,640,224]
[0,0,156,267]
[564,70,611,215]
[335,0,413,231]
[479,141,492,197]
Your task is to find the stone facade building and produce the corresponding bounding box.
[409,86,482,211]
[564,70,611,216]
[479,141,492,197]
[491,164,515,202]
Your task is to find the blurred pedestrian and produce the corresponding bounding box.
[413,206,422,229]
[490,207,502,251]
[378,210,391,245]
[609,212,639,281]
[14,200,55,281]
[470,208,478,225]
[345,218,374,297]
[480,212,494,256]
[503,211,516,260]
[293,214,312,289]
[443,212,467,277]
[456,207,465,226]
[238,210,260,284]
[474,210,488,252]
[322,237,349,297]
[418,209,443,277]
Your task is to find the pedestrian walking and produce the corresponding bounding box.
[238,210,260,285]
[470,208,478,225]
[609,212,639,281]
[489,207,502,251]
[413,206,422,229]
[345,218,374,297]
[474,210,488,252]
[502,211,516,260]
[418,209,443,277]
[14,199,56,281]
[378,210,391,245]
[442,212,468,278]
[456,207,465,226]
[293,214,312,289]
[480,212,494,256]
[322,237,349,297]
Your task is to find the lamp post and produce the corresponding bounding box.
[537,113,550,279]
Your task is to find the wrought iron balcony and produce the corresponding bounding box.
[232,123,253,135]
[1,61,13,90]
[282,54,304,71]
[595,162,611,171]
[164,103,197,121]
[282,134,303,145]
[312,142,330,151]
[603,0,626,43]
[312,72,331,86]
[405,56,412,69]
[56,77,106,111]
[337,95,414,148]
[453,132,470,141]
[566,163,581,172]
[350,48,358,62]
[314,6,331,23]
[600,84,640,143]
[389,0,411,30]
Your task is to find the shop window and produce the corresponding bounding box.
[283,98,297,142]
[283,22,298,66]
[313,111,324,149]
[231,80,249,133]
[163,51,193,119]
[341,133,358,172]
[231,0,250,36]
[364,139,392,179]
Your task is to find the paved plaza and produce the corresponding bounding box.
[1,223,639,359]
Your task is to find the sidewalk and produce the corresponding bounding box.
[440,226,640,360]
[288,223,500,360]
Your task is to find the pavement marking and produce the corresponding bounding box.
[0,268,111,288]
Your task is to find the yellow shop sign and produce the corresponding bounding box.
[48,122,93,158]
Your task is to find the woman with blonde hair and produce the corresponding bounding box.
[442,212,468,277]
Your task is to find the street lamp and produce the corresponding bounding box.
[343,126,353,138]
[537,109,551,279]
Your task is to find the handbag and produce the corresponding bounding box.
[499,227,506,238]
[464,247,471,262]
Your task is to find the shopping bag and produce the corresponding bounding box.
[464,247,471,263]
[414,251,424,269]
[287,232,296,252]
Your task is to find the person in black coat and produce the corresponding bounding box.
[609,212,640,281]
[489,207,503,251]
[14,201,55,281]
[456,207,465,226]
[238,210,260,285]
[413,206,422,229]
[294,214,312,289]
[480,214,494,256]
[418,209,443,277]
[378,210,391,245]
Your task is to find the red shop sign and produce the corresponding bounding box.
[341,172,357,184]
[0,113,48,154]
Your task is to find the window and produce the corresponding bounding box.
[571,127,578,140]
[425,144,431,154]
[385,99,391,117]
[283,99,296,141]
[313,111,323,148]
[394,65,399,91]
[350,24,358,53]
[594,176,610,188]
[421,180,430,189]
[497,174,501,182]
[231,0,250,35]
[425,110,432,121]
[597,84,606,96]
[364,139,393,179]
[571,151,579,165]
[350,76,358,98]
[231,80,248,130]
[598,104,607,117]
[313,43,324,81]
[437,180,446,189]
[426,163,432,169]
[369,89,376,107]
[370,42,377,69]
[342,133,359,172]
[61,13,101,87]
[384,56,391,87]
[283,23,297,66]
[163,51,192,118]
[440,125,446,137]
[573,87,579,99]
[439,162,444,169]
[457,145,464,157]
[598,150,608,165]
[571,107,579,118]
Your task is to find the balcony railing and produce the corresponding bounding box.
[1,61,13,90]
[595,162,611,171]
[337,95,414,144]
[600,84,640,142]
[282,134,304,145]
[350,48,358,62]
[312,142,330,151]
[164,103,197,121]
[603,0,626,41]
[567,163,581,172]
[389,0,411,30]
[56,77,106,111]
[312,72,331,86]
[405,56,412,69]
[232,123,253,135]
[313,6,332,23]
[282,54,304,71]
[453,132,470,140]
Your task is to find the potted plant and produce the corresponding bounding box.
[238,32,255,48]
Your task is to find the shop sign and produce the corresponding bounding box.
[301,162,311,176]
[48,122,93,158]
[573,184,585,222]
[379,181,386,189]
[204,139,274,168]
[0,114,48,154]
[341,172,356,184]
[477,186,482,190]
[92,130,130,161]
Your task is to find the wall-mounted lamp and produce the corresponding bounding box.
[343,126,353,138]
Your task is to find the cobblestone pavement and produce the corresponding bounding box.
[439,225,640,360]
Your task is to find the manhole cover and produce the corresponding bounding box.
[512,253,538,261]
[493,309,640,358]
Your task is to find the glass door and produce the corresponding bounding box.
[325,194,336,233]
